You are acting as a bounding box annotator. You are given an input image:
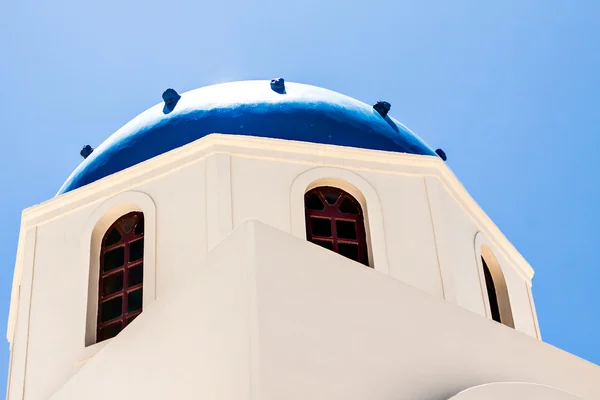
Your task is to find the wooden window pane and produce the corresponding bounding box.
[104,228,122,247]
[311,218,332,237]
[305,193,325,210]
[127,289,143,313]
[120,214,137,233]
[129,239,144,262]
[128,263,144,287]
[101,296,123,323]
[98,322,122,342]
[320,188,340,205]
[103,247,124,272]
[134,218,144,235]
[339,197,360,214]
[102,271,124,297]
[336,220,357,240]
[338,243,359,261]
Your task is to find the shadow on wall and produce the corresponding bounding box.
[449,382,583,400]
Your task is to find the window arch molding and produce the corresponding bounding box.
[291,167,389,274]
[80,191,157,347]
[474,232,514,328]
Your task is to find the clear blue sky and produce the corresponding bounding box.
[1,0,599,392]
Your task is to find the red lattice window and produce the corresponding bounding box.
[97,212,144,342]
[304,187,370,267]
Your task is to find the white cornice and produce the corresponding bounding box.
[21,134,535,279]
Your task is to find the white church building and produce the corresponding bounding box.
[5,79,599,399]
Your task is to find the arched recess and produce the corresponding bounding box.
[80,191,157,347]
[291,167,389,274]
[474,232,514,328]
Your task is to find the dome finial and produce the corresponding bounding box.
[435,148,447,161]
[162,88,181,107]
[373,101,391,118]
[58,81,440,194]
[270,78,285,94]
[80,145,94,159]
[162,88,181,114]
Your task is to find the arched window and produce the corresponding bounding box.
[304,186,370,267]
[481,256,501,323]
[478,244,515,328]
[97,212,144,342]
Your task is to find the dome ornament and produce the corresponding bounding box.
[80,145,94,159]
[270,78,286,94]
[58,81,441,194]
[162,88,181,114]
[435,148,447,161]
[373,101,391,118]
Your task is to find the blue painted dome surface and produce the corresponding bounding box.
[58,80,438,194]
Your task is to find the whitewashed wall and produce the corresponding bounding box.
[49,221,599,400]
[6,134,539,399]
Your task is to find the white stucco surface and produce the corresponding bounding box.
[50,221,599,400]
[6,135,550,399]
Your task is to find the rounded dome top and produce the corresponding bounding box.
[58,80,438,194]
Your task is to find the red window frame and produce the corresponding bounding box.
[304,186,370,267]
[97,212,144,342]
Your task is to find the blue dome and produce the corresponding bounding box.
[58,80,438,194]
